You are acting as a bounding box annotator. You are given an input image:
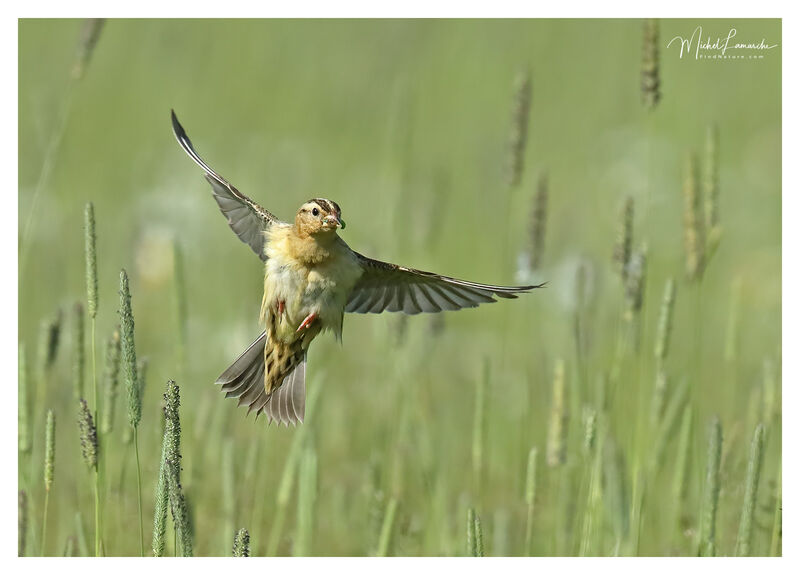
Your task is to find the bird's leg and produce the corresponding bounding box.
[296,312,318,332]
[276,300,285,317]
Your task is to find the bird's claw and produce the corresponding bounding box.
[296,312,318,332]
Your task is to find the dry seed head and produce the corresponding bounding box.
[77,399,98,470]
[72,302,85,401]
[683,153,705,281]
[507,69,532,188]
[44,409,55,491]
[72,19,105,80]
[18,343,31,454]
[233,528,250,557]
[654,278,677,362]
[529,172,548,270]
[84,202,98,318]
[546,359,567,467]
[119,269,141,429]
[641,19,661,110]
[613,196,634,280]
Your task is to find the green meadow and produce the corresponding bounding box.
[18,18,781,556]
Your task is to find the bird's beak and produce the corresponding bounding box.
[324,214,345,229]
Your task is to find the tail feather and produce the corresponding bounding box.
[214,331,306,425]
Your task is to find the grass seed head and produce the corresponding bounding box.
[84,202,98,319]
[683,153,705,281]
[44,409,55,491]
[119,269,141,429]
[233,528,250,557]
[507,69,532,188]
[654,278,676,363]
[100,328,121,434]
[72,19,105,80]
[77,398,98,470]
[529,172,548,270]
[613,196,634,280]
[641,19,661,110]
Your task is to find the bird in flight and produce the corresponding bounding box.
[171,111,543,426]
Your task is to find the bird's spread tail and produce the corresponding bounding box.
[216,331,306,425]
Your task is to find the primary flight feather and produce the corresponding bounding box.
[171,111,543,425]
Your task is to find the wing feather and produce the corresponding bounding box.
[171,110,283,261]
[346,252,544,315]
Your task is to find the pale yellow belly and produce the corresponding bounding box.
[261,254,361,343]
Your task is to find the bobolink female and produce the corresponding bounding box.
[171,111,542,425]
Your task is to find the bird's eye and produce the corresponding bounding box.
[312,207,319,216]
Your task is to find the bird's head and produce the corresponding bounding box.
[295,198,346,237]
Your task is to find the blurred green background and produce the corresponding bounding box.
[18,19,781,557]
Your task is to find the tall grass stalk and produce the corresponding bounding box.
[172,240,188,381]
[472,359,488,497]
[546,359,567,467]
[294,444,318,556]
[671,407,692,546]
[698,417,722,556]
[770,462,782,556]
[266,382,322,556]
[19,343,31,457]
[222,439,236,555]
[74,511,89,557]
[41,409,55,556]
[19,490,28,556]
[376,497,398,557]
[119,269,143,555]
[72,302,85,400]
[523,447,538,555]
[735,423,766,556]
[77,399,99,555]
[84,201,102,555]
[466,507,484,557]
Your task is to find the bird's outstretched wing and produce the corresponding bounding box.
[345,252,544,314]
[171,110,282,261]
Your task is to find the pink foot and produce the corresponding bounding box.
[277,300,285,316]
[296,312,318,332]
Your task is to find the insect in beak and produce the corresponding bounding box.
[324,214,345,229]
